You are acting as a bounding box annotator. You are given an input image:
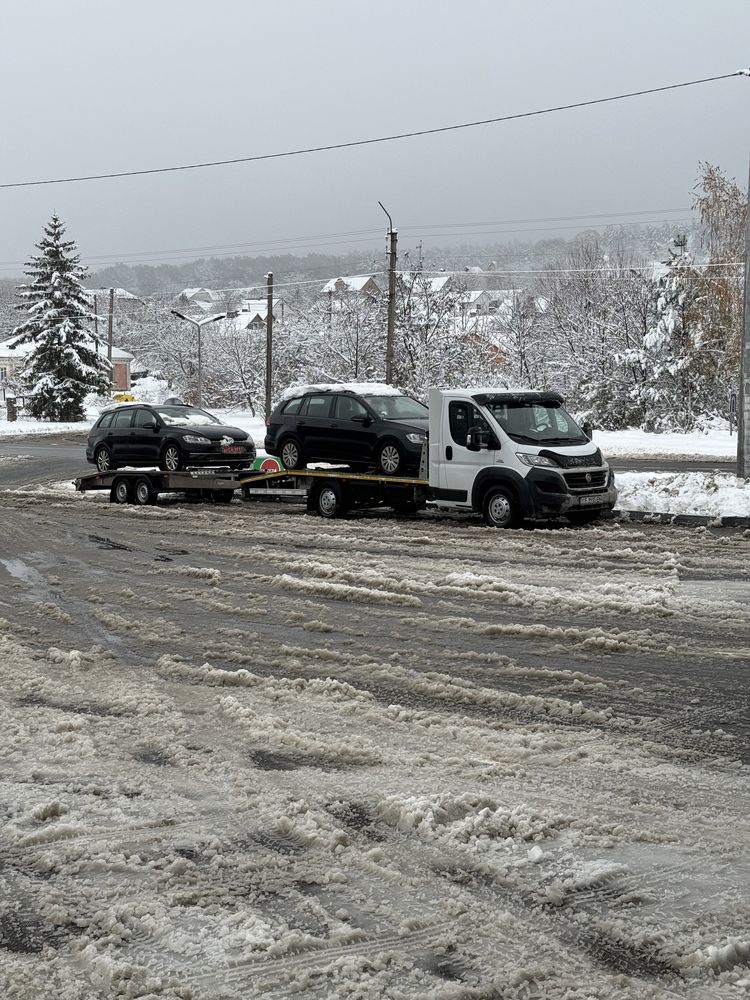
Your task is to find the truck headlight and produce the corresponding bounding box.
[183,434,212,445]
[406,433,427,444]
[517,453,558,468]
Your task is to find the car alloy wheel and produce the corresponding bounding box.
[95,446,112,473]
[161,444,183,472]
[377,442,402,475]
[280,438,302,469]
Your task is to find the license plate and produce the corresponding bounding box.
[222,445,244,453]
[579,495,602,506]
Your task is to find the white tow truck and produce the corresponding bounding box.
[76,388,616,526]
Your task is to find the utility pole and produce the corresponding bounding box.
[739,153,750,478]
[93,294,99,342]
[265,272,273,419]
[735,70,750,475]
[379,202,397,384]
[107,288,114,388]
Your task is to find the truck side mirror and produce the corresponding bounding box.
[582,420,593,441]
[466,425,496,451]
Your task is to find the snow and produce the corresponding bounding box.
[278,382,404,401]
[616,470,750,517]
[595,426,736,461]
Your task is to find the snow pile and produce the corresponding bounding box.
[278,381,403,401]
[616,471,750,517]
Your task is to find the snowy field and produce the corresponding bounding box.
[1,482,749,998]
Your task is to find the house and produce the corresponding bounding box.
[174,287,225,311]
[85,287,145,317]
[320,275,381,302]
[213,299,283,336]
[0,338,133,391]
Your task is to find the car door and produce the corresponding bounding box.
[298,394,334,461]
[440,400,497,501]
[331,394,375,464]
[130,408,161,465]
[109,408,136,464]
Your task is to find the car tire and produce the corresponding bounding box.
[482,486,519,528]
[375,440,404,476]
[110,477,132,505]
[95,446,115,473]
[133,476,156,506]
[314,481,346,519]
[160,442,184,472]
[279,436,304,470]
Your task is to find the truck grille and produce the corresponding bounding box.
[564,470,607,491]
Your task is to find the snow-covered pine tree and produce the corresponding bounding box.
[10,215,111,420]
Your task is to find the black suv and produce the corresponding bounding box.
[264,387,428,475]
[86,403,255,473]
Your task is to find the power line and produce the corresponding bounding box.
[1,72,747,190]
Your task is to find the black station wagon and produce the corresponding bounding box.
[264,387,428,476]
[86,403,255,472]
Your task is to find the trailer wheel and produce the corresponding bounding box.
[314,481,346,519]
[95,446,115,473]
[160,442,183,472]
[133,477,156,506]
[280,437,304,470]
[376,441,403,476]
[212,489,235,504]
[110,477,132,505]
[482,486,519,528]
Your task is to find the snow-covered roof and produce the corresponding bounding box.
[85,287,143,302]
[279,382,402,401]
[320,275,380,294]
[0,338,133,362]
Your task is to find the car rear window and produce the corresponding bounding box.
[282,397,303,415]
[97,412,114,429]
[301,395,333,417]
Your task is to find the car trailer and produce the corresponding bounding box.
[73,465,427,516]
[74,468,244,506]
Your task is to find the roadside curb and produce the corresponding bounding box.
[606,509,750,529]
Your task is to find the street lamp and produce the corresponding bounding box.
[170,310,226,407]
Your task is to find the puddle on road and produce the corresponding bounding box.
[0,558,48,588]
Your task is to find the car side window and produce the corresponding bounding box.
[282,397,302,415]
[335,395,368,420]
[111,409,134,429]
[132,409,156,428]
[301,395,332,418]
[98,412,114,429]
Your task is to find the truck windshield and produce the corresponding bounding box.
[484,400,588,446]
[362,395,428,420]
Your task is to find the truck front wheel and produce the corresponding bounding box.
[482,486,519,528]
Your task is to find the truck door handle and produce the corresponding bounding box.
[445,446,453,460]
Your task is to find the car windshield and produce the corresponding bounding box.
[153,406,223,427]
[483,399,588,446]
[362,394,428,420]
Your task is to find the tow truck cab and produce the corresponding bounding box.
[428,388,617,527]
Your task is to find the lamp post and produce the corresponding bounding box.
[170,310,226,407]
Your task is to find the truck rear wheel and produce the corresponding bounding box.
[482,486,519,528]
[314,481,346,519]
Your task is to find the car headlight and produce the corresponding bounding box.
[517,453,559,468]
[183,434,212,445]
[406,433,427,444]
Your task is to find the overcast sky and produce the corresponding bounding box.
[1,0,748,280]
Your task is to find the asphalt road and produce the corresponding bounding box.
[1,435,748,997]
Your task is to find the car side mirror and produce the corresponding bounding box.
[351,414,372,425]
[582,420,593,441]
[143,419,158,430]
